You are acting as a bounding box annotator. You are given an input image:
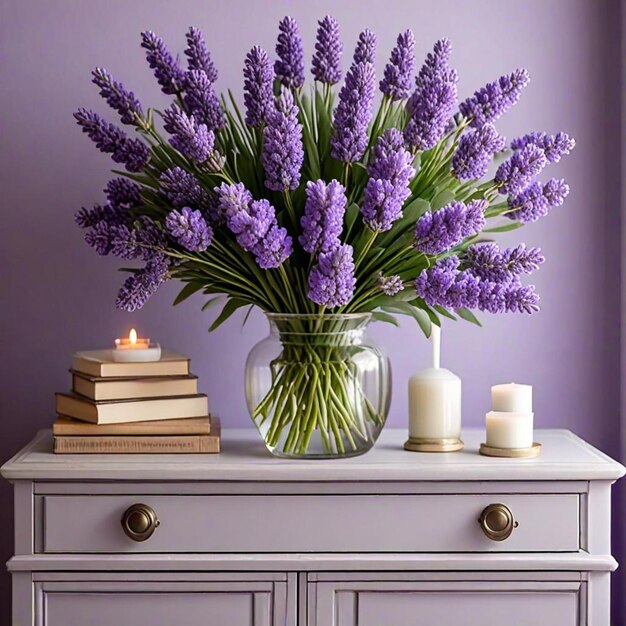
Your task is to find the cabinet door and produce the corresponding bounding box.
[309,577,582,626]
[38,577,292,626]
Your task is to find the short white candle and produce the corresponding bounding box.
[408,326,461,440]
[491,383,532,413]
[485,411,534,449]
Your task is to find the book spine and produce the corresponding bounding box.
[54,435,220,454]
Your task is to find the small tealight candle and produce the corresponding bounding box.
[112,328,161,362]
[485,411,534,449]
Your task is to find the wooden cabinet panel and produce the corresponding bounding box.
[310,579,581,626]
[41,492,579,554]
[40,580,289,626]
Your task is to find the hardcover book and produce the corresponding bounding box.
[71,371,198,401]
[72,349,189,378]
[55,392,208,425]
[53,415,211,436]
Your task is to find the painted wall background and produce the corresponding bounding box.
[0,0,622,622]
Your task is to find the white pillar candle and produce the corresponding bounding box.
[491,383,532,413]
[408,368,461,439]
[485,411,534,448]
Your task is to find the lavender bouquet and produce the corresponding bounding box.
[75,16,574,457]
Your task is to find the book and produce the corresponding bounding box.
[54,418,221,454]
[53,415,211,436]
[72,349,189,378]
[55,392,209,425]
[72,371,198,401]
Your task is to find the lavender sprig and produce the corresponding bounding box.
[379,29,415,101]
[414,200,486,255]
[308,244,356,307]
[116,255,170,312]
[166,206,213,252]
[92,68,143,125]
[361,129,415,231]
[243,46,274,128]
[311,15,343,84]
[159,167,211,211]
[452,123,505,181]
[459,68,530,128]
[466,243,544,283]
[183,69,225,131]
[274,16,305,89]
[330,62,376,163]
[300,179,347,254]
[140,30,185,95]
[262,91,304,191]
[378,274,404,296]
[184,27,218,83]
[507,178,570,222]
[511,131,575,163]
[495,144,547,195]
[74,108,149,172]
[163,105,215,163]
[353,29,377,65]
[105,178,142,208]
[404,39,458,151]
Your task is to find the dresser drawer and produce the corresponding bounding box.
[40,492,579,553]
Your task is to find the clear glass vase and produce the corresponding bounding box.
[245,313,391,459]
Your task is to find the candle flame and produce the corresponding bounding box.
[129,328,137,345]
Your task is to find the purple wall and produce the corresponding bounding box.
[0,0,622,622]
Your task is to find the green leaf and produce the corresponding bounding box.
[403,197,431,220]
[431,189,455,211]
[242,304,256,328]
[371,311,400,326]
[343,202,361,242]
[382,301,432,337]
[456,308,482,326]
[173,281,204,306]
[483,221,524,233]
[433,305,457,321]
[201,296,225,312]
[208,298,248,332]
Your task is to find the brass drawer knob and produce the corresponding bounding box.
[478,503,518,541]
[121,503,160,542]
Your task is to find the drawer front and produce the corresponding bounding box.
[41,493,579,554]
[310,579,582,626]
[39,579,288,626]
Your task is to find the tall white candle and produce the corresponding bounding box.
[491,383,532,413]
[408,326,461,440]
[485,411,534,448]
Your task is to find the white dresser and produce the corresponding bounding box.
[2,428,623,625]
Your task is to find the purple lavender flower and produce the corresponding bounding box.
[511,131,575,163]
[75,203,127,229]
[299,179,347,254]
[253,224,293,269]
[308,244,356,307]
[84,220,116,255]
[159,167,211,210]
[92,68,143,125]
[353,29,377,64]
[74,108,149,172]
[311,15,343,84]
[506,178,570,222]
[184,27,218,83]
[116,255,170,312]
[379,30,415,101]
[378,274,404,296]
[227,198,274,252]
[183,69,225,131]
[361,129,415,231]
[459,68,530,128]
[163,105,214,163]
[262,91,304,191]
[330,62,376,162]
[215,182,253,223]
[477,279,540,314]
[404,39,458,151]
[495,144,547,195]
[413,200,486,255]
[466,243,544,283]
[105,177,142,208]
[166,206,213,252]
[140,31,185,95]
[274,16,305,89]
[415,256,480,309]
[452,123,505,181]
[243,46,274,128]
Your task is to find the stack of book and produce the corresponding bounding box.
[53,349,219,454]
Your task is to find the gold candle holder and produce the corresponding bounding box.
[404,436,464,453]
[479,442,542,458]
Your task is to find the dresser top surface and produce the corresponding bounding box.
[1,428,624,482]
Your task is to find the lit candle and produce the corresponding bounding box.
[112,328,161,362]
[485,411,534,448]
[406,326,463,451]
[491,383,532,413]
